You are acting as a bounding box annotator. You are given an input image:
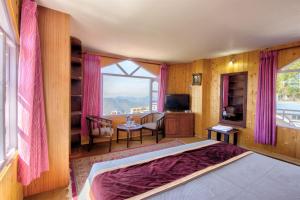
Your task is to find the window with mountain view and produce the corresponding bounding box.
[276,59,300,128]
[102,60,158,115]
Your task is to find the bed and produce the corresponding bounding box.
[79,140,300,200]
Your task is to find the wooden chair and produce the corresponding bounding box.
[140,112,165,143]
[86,115,114,152]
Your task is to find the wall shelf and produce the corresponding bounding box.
[71,128,81,135]
[71,94,82,97]
[70,36,83,147]
[71,56,82,64]
[71,76,82,80]
[71,111,82,116]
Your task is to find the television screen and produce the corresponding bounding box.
[164,94,190,111]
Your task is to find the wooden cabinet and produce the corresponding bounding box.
[165,112,194,137]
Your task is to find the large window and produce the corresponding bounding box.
[102,60,158,115]
[276,59,300,128]
[0,1,18,167]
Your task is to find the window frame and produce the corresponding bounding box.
[276,61,300,129]
[0,1,18,170]
[101,62,158,116]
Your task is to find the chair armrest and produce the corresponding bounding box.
[87,115,113,127]
[100,117,113,124]
[156,115,165,130]
[140,113,153,124]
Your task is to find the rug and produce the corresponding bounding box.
[70,140,185,199]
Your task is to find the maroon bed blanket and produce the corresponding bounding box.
[90,142,249,200]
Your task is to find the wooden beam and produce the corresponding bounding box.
[263,40,300,52]
[83,51,164,66]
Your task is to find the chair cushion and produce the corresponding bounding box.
[92,128,114,137]
[142,122,157,130]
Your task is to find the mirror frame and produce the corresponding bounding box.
[219,72,248,128]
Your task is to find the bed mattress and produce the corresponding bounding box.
[79,140,300,200]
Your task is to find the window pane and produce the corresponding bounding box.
[152,102,157,111]
[276,71,300,128]
[152,81,158,91]
[8,43,17,151]
[103,75,150,115]
[0,1,14,38]
[133,67,156,78]
[4,39,17,154]
[0,31,4,161]
[118,60,139,75]
[101,64,124,75]
[5,44,10,154]
[152,92,158,101]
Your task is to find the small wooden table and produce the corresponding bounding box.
[117,124,143,148]
[207,127,239,145]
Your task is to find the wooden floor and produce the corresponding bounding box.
[70,135,202,159]
[25,136,204,200]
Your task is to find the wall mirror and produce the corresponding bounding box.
[220,72,248,127]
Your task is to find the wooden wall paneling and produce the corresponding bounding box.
[201,59,211,138]
[296,133,300,159]
[278,47,300,68]
[0,154,23,200]
[23,6,70,196]
[5,0,20,40]
[167,63,192,95]
[191,60,203,137]
[137,62,160,76]
[101,57,122,68]
[168,44,300,161]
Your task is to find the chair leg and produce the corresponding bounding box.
[156,131,159,143]
[162,129,165,138]
[88,137,93,152]
[109,137,112,152]
[152,130,154,136]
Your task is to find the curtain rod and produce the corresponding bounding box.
[263,43,300,52]
[83,51,164,65]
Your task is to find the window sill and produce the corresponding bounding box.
[103,112,152,118]
[0,149,17,182]
[276,124,300,130]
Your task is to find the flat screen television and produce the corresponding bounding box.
[164,94,190,111]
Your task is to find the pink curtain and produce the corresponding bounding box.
[17,0,49,185]
[157,64,168,112]
[254,51,278,146]
[81,54,101,136]
[222,76,229,108]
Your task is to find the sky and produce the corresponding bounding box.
[102,60,156,98]
[103,75,150,98]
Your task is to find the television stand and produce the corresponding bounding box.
[164,112,194,137]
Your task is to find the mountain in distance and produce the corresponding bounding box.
[103,96,149,115]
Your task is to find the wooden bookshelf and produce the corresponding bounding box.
[70,37,83,147]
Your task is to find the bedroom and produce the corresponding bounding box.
[0,0,300,199]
